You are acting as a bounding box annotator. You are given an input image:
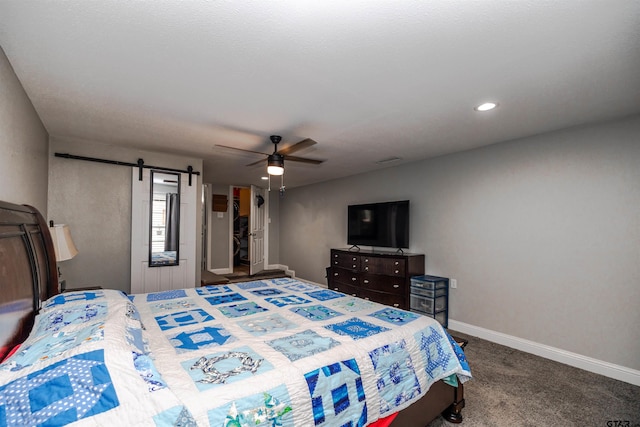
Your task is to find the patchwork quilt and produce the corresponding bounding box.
[0,279,471,426]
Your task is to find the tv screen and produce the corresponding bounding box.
[347,200,409,249]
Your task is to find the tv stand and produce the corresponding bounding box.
[327,248,425,310]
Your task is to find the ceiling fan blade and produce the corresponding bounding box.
[246,155,322,167]
[283,155,324,165]
[219,137,322,167]
[277,138,317,156]
[216,144,269,156]
[246,158,266,167]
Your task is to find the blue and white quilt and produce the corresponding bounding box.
[0,279,471,426]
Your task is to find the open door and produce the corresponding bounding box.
[249,185,266,275]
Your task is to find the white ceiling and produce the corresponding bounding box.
[1,1,639,189]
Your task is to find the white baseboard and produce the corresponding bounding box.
[265,264,327,288]
[266,263,295,278]
[211,265,294,277]
[448,320,640,386]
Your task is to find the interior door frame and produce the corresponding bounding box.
[249,184,266,275]
[201,183,210,272]
[227,185,269,274]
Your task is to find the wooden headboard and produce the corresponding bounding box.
[0,200,58,359]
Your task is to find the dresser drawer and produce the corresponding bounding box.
[331,250,361,270]
[359,288,405,309]
[329,267,359,286]
[361,256,406,276]
[360,273,406,294]
[330,281,358,295]
[329,282,405,309]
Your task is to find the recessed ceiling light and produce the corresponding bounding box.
[475,102,498,112]
[261,176,269,180]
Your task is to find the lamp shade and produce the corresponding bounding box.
[267,153,284,176]
[51,224,79,262]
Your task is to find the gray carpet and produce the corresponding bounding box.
[427,331,640,427]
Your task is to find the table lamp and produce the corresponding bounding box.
[49,221,79,291]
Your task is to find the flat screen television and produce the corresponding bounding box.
[347,200,409,249]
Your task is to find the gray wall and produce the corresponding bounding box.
[48,137,203,293]
[0,46,49,212]
[268,190,280,265]
[208,183,231,270]
[279,115,640,371]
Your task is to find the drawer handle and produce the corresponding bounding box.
[365,266,369,271]
[364,297,370,300]
[363,280,369,284]
[334,273,338,276]
[394,270,399,274]
[395,261,399,265]
[334,261,338,265]
[352,264,356,268]
[351,277,357,281]
[352,293,356,296]
[393,303,399,307]
[334,254,338,257]
[365,258,369,262]
[333,287,338,290]
[352,257,357,261]
[393,284,399,288]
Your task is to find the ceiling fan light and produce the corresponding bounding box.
[267,153,284,175]
[267,165,284,175]
[475,102,498,112]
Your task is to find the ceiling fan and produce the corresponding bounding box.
[217,135,324,173]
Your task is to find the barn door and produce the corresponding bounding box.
[131,168,197,293]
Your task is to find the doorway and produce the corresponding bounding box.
[232,186,250,273]
[227,185,267,276]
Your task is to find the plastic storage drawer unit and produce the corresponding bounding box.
[410,286,447,298]
[410,275,448,290]
[432,311,447,326]
[410,294,447,314]
[409,274,449,327]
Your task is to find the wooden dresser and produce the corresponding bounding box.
[327,248,425,310]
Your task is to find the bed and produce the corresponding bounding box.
[0,200,471,426]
